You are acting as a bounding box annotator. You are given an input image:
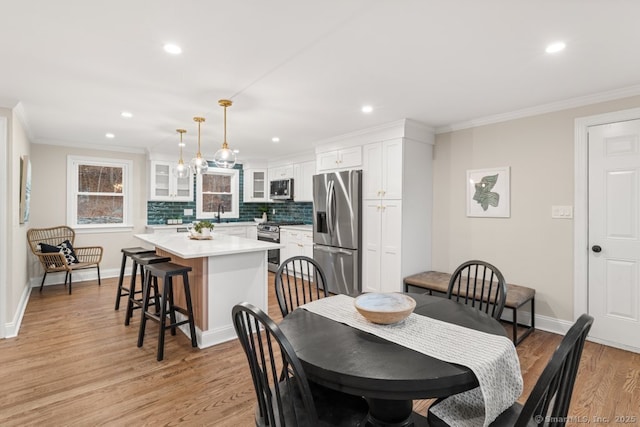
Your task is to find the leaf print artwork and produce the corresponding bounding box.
[473,174,500,211]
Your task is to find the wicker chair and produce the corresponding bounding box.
[27,226,103,294]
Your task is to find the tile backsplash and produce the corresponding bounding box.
[147,166,313,225]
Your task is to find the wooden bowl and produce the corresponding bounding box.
[354,293,416,324]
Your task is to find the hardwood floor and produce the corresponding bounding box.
[1,276,638,426]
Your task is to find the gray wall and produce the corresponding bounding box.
[432,94,640,321]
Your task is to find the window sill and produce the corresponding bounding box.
[73,225,134,234]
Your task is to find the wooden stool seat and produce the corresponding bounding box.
[115,247,156,310]
[124,253,171,326]
[137,262,198,361]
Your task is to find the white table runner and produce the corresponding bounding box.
[301,294,523,427]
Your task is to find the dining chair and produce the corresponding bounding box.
[447,260,507,320]
[428,313,594,427]
[232,302,368,426]
[275,256,328,317]
[27,225,103,294]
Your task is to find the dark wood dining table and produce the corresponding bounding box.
[278,293,508,427]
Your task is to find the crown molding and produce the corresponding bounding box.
[436,84,640,134]
[314,118,435,153]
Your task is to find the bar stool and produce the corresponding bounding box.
[137,262,198,361]
[115,247,156,310]
[124,252,171,326]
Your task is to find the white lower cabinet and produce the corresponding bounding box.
[280,228,313,262]
[362,200,402,293]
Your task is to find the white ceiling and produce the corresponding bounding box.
[2,0,640,162]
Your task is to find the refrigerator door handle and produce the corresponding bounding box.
[327,180,336,235]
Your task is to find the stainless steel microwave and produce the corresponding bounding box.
[270,178,294,200]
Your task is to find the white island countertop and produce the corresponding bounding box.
[135,232,282,259]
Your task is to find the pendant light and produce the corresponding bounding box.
[189,116,209,174]
[174,128,190,178]
[213,99,237,168]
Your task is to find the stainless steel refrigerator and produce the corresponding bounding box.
[312,169,362,295]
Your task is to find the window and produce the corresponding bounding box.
[67,156,133,231]
[196,167,239,219]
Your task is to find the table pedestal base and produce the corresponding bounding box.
[364,398,429,427]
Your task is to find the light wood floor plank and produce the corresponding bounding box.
[0,276,638,425]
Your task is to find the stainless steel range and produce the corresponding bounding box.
[257,221,304,272]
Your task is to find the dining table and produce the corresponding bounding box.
[278,293,516,427]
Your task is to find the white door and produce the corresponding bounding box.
[588,119,640,349]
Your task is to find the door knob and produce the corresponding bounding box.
[592,245,602,253]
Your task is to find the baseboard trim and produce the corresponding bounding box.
[4,283,32,338]
[29,268,121,288]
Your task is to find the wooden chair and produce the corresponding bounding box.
[232,302,368,426]
[27,225,103,294]
[428,314,594,427]
[275,256,328,318]
[447,260,507,320]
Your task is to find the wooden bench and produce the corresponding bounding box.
[403,271,535,345]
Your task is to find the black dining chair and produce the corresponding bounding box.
[428,313,594,427]
[447,260,507,320]
[275,256,329,318]
[232,302,368,426]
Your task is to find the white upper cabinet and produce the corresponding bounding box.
[149,160,194,201]
[268,164,294,181]
[316,146,362,171]
[293,160,315,202]
[363,139,403,200]
[243,168,268,203]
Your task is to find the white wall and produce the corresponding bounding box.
[0,106,32,337]
[28,144,148,283]
[432,94,640,321]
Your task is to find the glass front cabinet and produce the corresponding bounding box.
[243,168,268,203]
[149,160,194,201]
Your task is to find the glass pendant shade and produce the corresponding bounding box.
[174,159,190,178]
[190,154,209,174]
[214,99,237,168]
[174,128,191,178]
[214,143,236,168]
[190,117,209,174]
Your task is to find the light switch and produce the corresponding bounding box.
[551,205,573,219]
[184,208,193,216]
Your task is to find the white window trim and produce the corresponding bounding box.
[67,155,133,232]
[196,167,240,219]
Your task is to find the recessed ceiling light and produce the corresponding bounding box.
[121,111,133,118]
[362,105,373,113]
[105,133,115,139]
[163,43,182,55]
[272,137,280,143]
[545,41,566,54]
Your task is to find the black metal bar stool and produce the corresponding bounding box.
[124,252,171,326]
[115,247,156,310]
[137,262,198,361]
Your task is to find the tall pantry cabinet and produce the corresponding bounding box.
[359,121,433,293]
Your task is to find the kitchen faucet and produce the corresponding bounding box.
[216,204,224,223]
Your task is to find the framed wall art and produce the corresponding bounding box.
[20,155,31,224]
[466,166,510,218]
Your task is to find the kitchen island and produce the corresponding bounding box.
[134,232,281,348]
